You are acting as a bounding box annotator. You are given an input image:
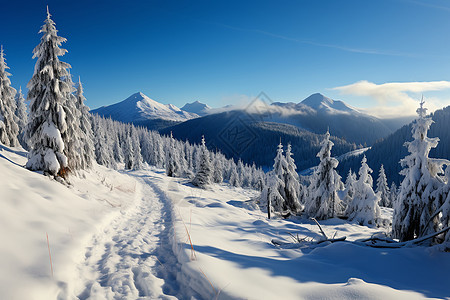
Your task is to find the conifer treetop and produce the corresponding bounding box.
[417,95,427,119]
[0,45,12,79]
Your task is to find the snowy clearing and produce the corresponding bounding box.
[150,172,449,300]
[1,145,449,300]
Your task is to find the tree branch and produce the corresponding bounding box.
[311,218,328,240]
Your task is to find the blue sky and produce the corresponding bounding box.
[2,0,450,117]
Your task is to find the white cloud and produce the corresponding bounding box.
[332,80,450,118]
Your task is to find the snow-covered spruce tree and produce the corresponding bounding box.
[26,9,72,176]
[284,143,302,213]
[192,136,212,188]
[15,87,28,148]
[250,163,258,188]
[185,141,194,171]
[306,131,343,220]
[389,182,398,209]
[392,99,446,241]
[343,169,356,210]
[0,46,19,147]
[257,171,267,192]
[165,132,180,177]
[123,133,134,170]
[222,159,231,182]
[237,159,247,187]
[92,115,116,169]
[61,73,83,172]
[75,78,95,169]
[155,134,165,168]
[178,143,193,178]
[229,163,241,187]
[112,133,124,163]
[260,142,288,216]
[376,164,390,207]
[140,129,152,165]
[212,153,224,184]
[253,165,266,191]
[346,155,381,226]
[120,126,143,170]
[130,126,143,169]
[260,170,285,219]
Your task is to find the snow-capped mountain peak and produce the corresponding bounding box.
[181,100,211,116]
[300,93,356,113]
[132,92,173,113]
[91,92,199,123]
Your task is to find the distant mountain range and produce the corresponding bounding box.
[91,91,415,170]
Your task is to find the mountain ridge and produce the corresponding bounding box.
[91,91,412,145]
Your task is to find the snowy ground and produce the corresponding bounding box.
[1,145,449,300]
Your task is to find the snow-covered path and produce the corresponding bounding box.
[74,174,181,299]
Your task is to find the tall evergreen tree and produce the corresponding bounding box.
[260,142,288,216]
[14,87,28,148]
[61,72,83,172]
[130,126,143,169]
[112,133,124,163]
[284,143,302,213]
[393,99,445,241]
[165,132,180,177]
[237,159,247,187]
[92,115,116,169]
[26,8,72,176]
[389,182,398,209]
[192,136,212,188]
[212,154,224,184]
[343,169,357,209]
[0,46,19,147]
[123,133,134,170]
[75,77,94,169]
[229,163,240,187]
[376,164,390,207]
[306,131,342,220]
[346,155,381,225]
[260,170,285,219]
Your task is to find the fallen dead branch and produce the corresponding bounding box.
[316,236,346,244]
[271,220,450,249]
[311,218,328,240]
